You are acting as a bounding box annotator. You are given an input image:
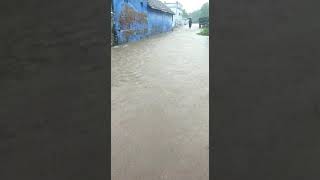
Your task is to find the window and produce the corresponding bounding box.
[125,0,128,3]
[140,2,143,7]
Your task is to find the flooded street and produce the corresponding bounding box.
[112,24,209,180]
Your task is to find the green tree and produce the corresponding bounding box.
[189,2,209,22]
[200,2,209,17]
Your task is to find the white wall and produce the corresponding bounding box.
[165,3,184,27]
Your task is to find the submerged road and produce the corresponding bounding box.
[111,24,209,180]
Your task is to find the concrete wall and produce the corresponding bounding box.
[172,7,183,27]
[166,4,183,27]
[112,0,173,44]
[111,12,115,45]
[112,0,148,44]
[147,8,173,35]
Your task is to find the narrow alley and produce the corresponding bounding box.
[111,24,209,180]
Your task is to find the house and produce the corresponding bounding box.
[111,11,115,46]
[163,1,184,27]
[112,0,175,44]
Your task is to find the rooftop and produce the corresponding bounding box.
[147,0,175,14]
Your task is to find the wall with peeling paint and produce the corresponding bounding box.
[112,0,148,44]
[112,0,173,44]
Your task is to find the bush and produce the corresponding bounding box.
[197,27,209,36]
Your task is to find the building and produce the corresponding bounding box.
[111,11,115,46]
[112,0,175,45]
[163,1,184,27]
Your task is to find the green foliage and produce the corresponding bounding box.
[189,2,209,23]
[197,27,209,36]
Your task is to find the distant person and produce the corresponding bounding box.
[188,18,192,29]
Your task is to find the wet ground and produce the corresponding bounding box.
[111,24,209,180]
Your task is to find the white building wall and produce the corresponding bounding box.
[164,1,184,27]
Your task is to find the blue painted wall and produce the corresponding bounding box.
[112,0,148,44]
[112,0,173,44]
[147,7,173,36]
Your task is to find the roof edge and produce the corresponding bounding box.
[147,0,175,15]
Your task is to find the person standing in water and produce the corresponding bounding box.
[188,18,192,29]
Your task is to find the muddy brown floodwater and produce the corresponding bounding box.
[111,24,209,180]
